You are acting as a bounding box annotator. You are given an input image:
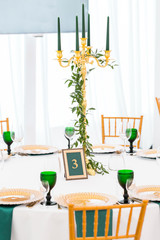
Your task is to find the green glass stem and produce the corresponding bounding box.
[7,144,11,155]
[65,135,71,149]
[129,140,134,153]
[123,187,129,203]
[46,190,52,205]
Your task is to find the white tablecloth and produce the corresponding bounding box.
[0,152,160,240]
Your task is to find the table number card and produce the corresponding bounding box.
[62,148,88,180]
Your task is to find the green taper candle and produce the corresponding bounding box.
[57,17,61,51]
[76,16,79,51]
[82,4,85,38]
[106,16,109,51]
[87,13,90,46]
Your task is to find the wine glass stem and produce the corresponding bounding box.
[123,188,129,203]
[46,190,51,205]
[129,141,133,153]
[65,136,71,149]
[68,139,71,149]
[7,144,11,155]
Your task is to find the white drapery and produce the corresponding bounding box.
[0,0,156,149]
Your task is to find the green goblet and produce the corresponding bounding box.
[40,171,57,206]
[127,128,137,153]
[3,131,14,155]
[118,169,134,204]
[64,127,75,149]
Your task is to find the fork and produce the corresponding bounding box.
[26,200,41,208]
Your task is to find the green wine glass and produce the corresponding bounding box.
[64,126,75,149]
[118,169,134,204]
[40,171,57,206]
[3,131,14,155]
[127,128,137,154]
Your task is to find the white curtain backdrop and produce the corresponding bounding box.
[0,35,24,128]
[0,0,156,149]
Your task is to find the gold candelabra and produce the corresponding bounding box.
[57,38,111,175]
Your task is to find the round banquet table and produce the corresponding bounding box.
[0,152,160,240]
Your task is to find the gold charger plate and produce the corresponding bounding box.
[15,145,58,155]
[130,185,160,201]
[0,188,43,205]
[136,149,157,159]
[54,192,117,207]
[92,145,122,154]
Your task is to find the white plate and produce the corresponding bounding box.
[54,192,117,207]
[15,145,58,155]
[92,145,123,154]
[130,185,160,201]
[0,188,43,205]
[136,149,157,159]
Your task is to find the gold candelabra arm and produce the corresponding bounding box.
[89,50,111,68]
[74,51,81,65]
[57,50,75,68]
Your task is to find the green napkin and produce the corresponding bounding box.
[75,209,112,237]
[0,205,16,240]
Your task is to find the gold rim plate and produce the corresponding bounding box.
[92,145,122,154]
[136,149,157,159]
[14,145,58,155]
[131,185,160,201]
[0,188,43,205]
[54,192,117,207]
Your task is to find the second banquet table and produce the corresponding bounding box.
[0,151,160,240]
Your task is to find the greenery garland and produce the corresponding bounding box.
[64,50,117,175]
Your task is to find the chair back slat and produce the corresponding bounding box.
[156,97,160,115]
[101,115,105,144]
[115,208,121,237]
[94,209,98,238]
[109,118,110,136]
[69,200,148,240]
[135,201,148,240]
[82,210,86,239]
[104,209,110,239]
[126,207,133,236]
[101,116,143,149]
[133,119,135,128]
[1,123,3,134]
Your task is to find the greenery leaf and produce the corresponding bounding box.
[64,49,117,175]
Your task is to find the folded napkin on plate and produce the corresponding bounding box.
[0,205,17,240]
[75,209,112,237]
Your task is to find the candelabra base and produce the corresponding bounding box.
[86,158,96,176]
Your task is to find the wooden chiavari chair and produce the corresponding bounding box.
[69,200,148,240]
[101,115,143,149]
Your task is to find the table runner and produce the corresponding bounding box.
[0,206,16,240]
[75,210,112,237]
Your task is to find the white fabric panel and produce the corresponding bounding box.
[0,0,88,34]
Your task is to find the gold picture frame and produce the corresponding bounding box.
[62,148,88,180]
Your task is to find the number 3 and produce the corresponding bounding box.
[72,159,78,169]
